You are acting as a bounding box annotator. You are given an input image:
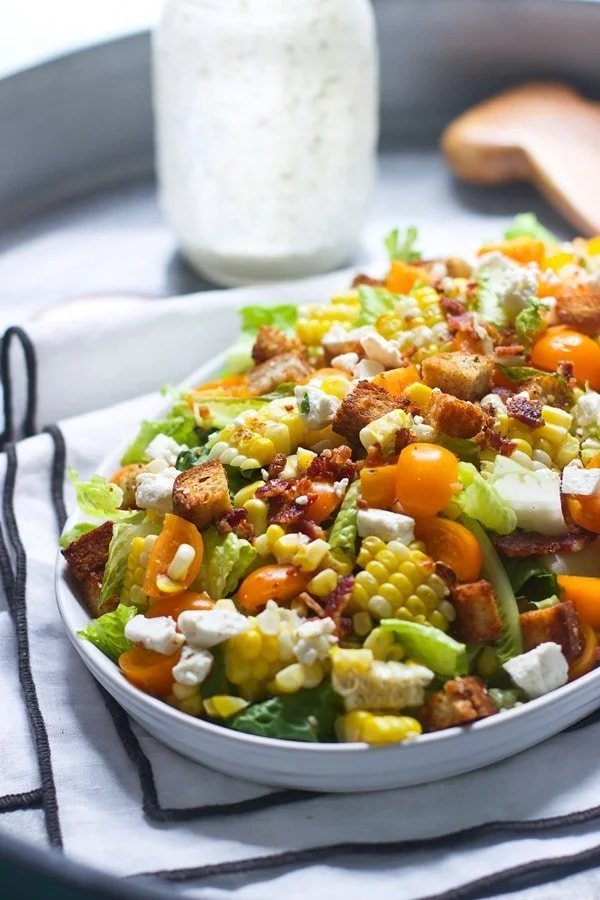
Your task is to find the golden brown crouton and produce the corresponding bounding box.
[332,380,406,446]
[555,284,600,335]
[246,351,312,396]
[421,352,494,401]
[172,460,232,531]
[251,326,306,365]
[451,580,503,643]
[111,463,145,510]
[519,374,572,411]
[420,676,498,732]
[446,257,473,279]
[519,601,583,663]
[426,391,487,439]
[61,521,114,618]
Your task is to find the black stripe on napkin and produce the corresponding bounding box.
[0,327,37,448]
[0,443,62,848]
[0,789,43,814]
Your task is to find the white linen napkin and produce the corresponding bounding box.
[3,281,600,900]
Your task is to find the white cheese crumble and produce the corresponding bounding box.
[172,646,214,686]
[124,614,184,656]
[294,384,340,431]
[331,351,360,374]
[145,433,187,466]
[177,608,250,649]
[135,458,179,515]
[356,508,415,544]
[293,617,338,666]
[561,465,600,497]
[574,391,600,432]
[503,642,568,699]
[333,478,349,498]
[476,251,538,318]
[353,358,385,380]
[359,328,404,368]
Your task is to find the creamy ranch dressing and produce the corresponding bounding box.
[154,0,379,285]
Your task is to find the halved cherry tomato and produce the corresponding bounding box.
[557,575,600,629]
[143,514,203,601]
[452,331,485,355]
[146,590,213,619]
[569,622,598,681]
[414,517,482,583]
[237,565,311,613]
[396,443,459,518]
[360,466,397,509]
[478,238,546,267]
[119,646,181,696]
[531,326,600,389]
[372,366,420,397]
[187,374,249,403]
[586,454,600,469]
[566,495,600,534]
[305,480,342,524]
[386,260,425,294]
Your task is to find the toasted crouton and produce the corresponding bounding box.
[555,284,600,335]
[251,326,306,365]
[111,463,145,510]
[451,580,503,643]
[172,460,232,531]
[420,676,498,732]
[426,391,487,439]
[61,521,114,617]
[421,352,493,401]
[246,351,312,396]
[519,374,572,411]
[446,257,473,279]
[519,601,583,663]
[332,380,406,446]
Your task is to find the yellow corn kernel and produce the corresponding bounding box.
[302,661,325,689]
[363,627,395,660]
[274,663,306,693]
[329,647,373,675]
[541,405,572,429]
[353,611,374,637]
[368,595,394,619]
[335,710,422,745]
[232,627,263,661]
[403,382,433,410]
[244,498,268,536]
[226,656,252,685]
[297,447,317,472]
[261,635,281,662]
[307,568,338,597]
[179,695,204,717]
[203,695,249,718]
[587,236,600,256]
[233,480,264,507]
[172,683,198,701]
[544,250,574,272]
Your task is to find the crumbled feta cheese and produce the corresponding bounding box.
[145,433,187,466]
[331,352,360,374]
[357,508,415,544]
[411,415,436,442]
[172,646,213,686]
[333,478,349,498]
[476,251,538,317]
[294,384,340,431]
[293,616,338,666]
[177,609,250,648]
[562,465,600,497]
[575,391,600,432]
[360,329,404,368]
[322,325,366,356]
[490,456,567,536]
[295,494,309,506]
[353,358,385,380]
[124,614,184,656]
[135,458,179,514]
[503,642,568,699]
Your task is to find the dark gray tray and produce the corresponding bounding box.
[1,1,600,898]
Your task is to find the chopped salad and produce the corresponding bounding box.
[62,215,600,745]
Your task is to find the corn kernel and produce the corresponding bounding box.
[403,382,433,409]
[172,683,198,701]
[274,663,306,693]
[262,635,281,662]
[368,595,394,619]
[203,695,249,718]
[307,568,338,597]
[179,695,203,717]
[234,480,264,507]
[363,627,395,660]
[330,647,373,675]
[353,611,374,637]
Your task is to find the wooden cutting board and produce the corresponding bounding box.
[441,82,600,236]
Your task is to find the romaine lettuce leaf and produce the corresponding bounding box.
[199,528,257,599]
[59,522,97,548]
[355,286,396,326]
[455,463,517,535]
[381,619,468,677]
[503,556,559,606]
[503,212,557,244]
[229,682,341,742]
[69,469,140,522]
[328,480,361,562]
[475,272,509,331]
[501,365,555,383]
[384,226,421,263]
[515,298,548,346]
[100,519,162,610]
[78,603,137,662]
[227,304,298,373]
[121,394,198,465]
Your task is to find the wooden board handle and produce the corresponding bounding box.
[441,82,600,236]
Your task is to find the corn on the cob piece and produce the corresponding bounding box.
[295,295,360,347]
[330,648,434,711]
[335,709,422,745]
[489,403,580,470]
[376,286,450,362]
[207,399,306,470]
[168,682,203,717]
[350,536,451,628]
[359,409,413,455]
[120,534,158,609]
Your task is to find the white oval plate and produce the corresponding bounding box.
[56,349,600,793]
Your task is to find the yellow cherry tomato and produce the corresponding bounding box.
[395,443,459,518]
[531,326,600,389]
[237,565,311,614]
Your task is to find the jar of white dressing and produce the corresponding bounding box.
[153,0,379,286]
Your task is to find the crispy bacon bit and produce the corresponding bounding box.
[351,273,385,288]
[323,575,355,635]
[499,438,517,456]
[492,528,596,558]
[256,476,317,526]
[216,508,254,539]
[296,591,326,617]
[357,496,369,510]
[441,297,467,317]
[446,311,475,334]
[338,616,353,639]
[506,394,544,428]
[394,428,411,455]
[298,519,326,541]
[267,453,287,479]
[490,386,514,402]
[256,478,290,499]
[307,446,356,483]
[557,361,575,382]
[495,345,526,357]
[435,561,457,587]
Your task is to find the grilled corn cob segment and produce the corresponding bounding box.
[120,534,157,609]
[335,709,422,744]
[296,295,360,347]
[207,399,306,470]
[484,402,579,470]
[359,409,413,455]
[330,648,434,711]
[376,286,449,362]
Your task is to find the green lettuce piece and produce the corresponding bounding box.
[475,272,509,331]
[437,436,480,466]
[384,226,421,263]
[201,646,232,700]
[381,620,468,677]
[78,603,137,662]
[503,556,559,606]
[355,286,397,326]
[503,212,557,244]
[229,682,342,742]
[501,365,555,383]
[121,394,198,466]
[227,304,298,373]
[69,469,139,522]
[100,519,161,610]
[176,446,212,471]
[191,396,269,431]
[455,463,518,535]
[515,298,548,346]
[200,528,257,599]
[59,522,97,549]
[459,515,523,664]
[328,480,361,562]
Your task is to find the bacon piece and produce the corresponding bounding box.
[394,428,411,454]
[216,508,254,539]
[307,446,356,483]
[506,394,544,428]
[296,592,326,617]
[351,273,385,288]
[267,453,287,479]
[298,519,326,541]
[322,575,355,635]
[441,297,467,317]
[492,528,596,558]
[256,476,317,526]
[435,561,457,587]
[446,311,474,334]
[495,345,526,357]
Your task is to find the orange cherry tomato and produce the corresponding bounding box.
[569,622,598,681]
[188,374,250,401]
[146,590,213,619]
[119,646,181,696]
[452,331,485,355]
[395,443,459,518]
[237,565,311,613]
[531,326,600,389]
[385,260,425,294]
[414,517,482,583]
[587,453,600,469]
[372,366,420,397]
[305,481,342,524]
[143,514,204,601]
[360,466,398,509]
[478,238,546,267]
[566,495,600,534]
[558,575,600,629]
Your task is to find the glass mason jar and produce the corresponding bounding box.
[153,0,379,286]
